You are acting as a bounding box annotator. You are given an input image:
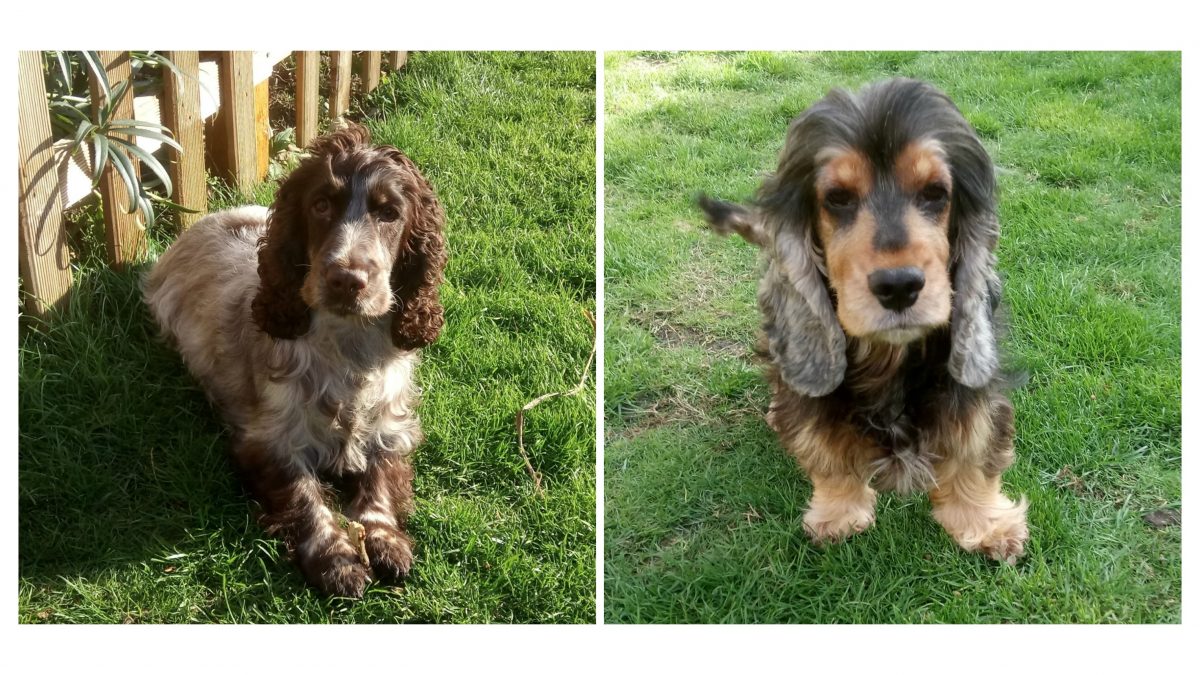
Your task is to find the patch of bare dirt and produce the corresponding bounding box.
[609,388,766,445]
[628,308,749,359]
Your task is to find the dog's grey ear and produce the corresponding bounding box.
[948,212,1001,388]
[943,119,1003,389]
[758,223,846,397]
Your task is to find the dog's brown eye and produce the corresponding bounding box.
[377,205,400,222]
[917,184,949,208]
[824,188,857,210]
[311,197,331,216]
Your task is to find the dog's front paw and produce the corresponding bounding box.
[317,554,372,598]
[934,494,1029,564]
[802,494,877,544]
[976,498,1029,564]
[365,527,415,580]
[299,539,371,598]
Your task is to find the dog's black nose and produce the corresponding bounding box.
[868,266,925,311]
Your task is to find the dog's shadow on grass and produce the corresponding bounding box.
[18,261,275,590]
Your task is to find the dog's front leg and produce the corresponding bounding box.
[345,450,415,581]
[773,406,880,543]
[233,437,371,597]
[929,397,1028,563]
[802,472,878,543]
[930,462,1028,563]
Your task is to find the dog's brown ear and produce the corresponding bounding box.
[384,148,447,351]
[253,167,315,339]
[758,219,846,397]
[944,124,1002,388]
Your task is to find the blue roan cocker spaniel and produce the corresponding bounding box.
[701,78,1027,563]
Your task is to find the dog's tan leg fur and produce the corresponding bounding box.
[769,375,884,545]
[803,472,877,542]
[930,463,1027,563]
[929,398,1028,563]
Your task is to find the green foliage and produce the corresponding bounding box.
[43,51,186,228]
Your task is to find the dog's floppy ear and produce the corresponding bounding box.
[751,93,856,398]
[383,147,447,351]
[699,193,845,392]
[695,191,843,394]
[758,216,846,397]
[944,124,1001,388]
[252,163,318,340]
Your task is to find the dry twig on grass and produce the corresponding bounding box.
[515,309,597,496]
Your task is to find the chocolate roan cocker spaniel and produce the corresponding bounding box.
[144,124,446,596]
[700,79,1028,563]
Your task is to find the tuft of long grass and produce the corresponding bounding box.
[603,51,1180,624]
[19,51,596,624]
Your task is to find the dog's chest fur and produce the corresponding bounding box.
[842,337,950,493]
[251,315,422,476]
[847,342,922,448]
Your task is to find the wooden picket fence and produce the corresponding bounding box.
[17,50,409,319]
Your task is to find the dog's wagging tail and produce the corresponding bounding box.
[699,78,1028,563]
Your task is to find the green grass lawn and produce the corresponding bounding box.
[19,51,596,623]
[603,51,1180,623]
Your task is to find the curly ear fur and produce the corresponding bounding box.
[751,91,861,398]
[759,222,847,396]
[696,193,847,395]
[383,148,447,351]
[697,193,847,395]
[252,164,321,339]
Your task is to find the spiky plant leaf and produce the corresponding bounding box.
[106,145,141,214]
[111,136,172,196]
[108,122,182,153]
[79,51,109,100]
[90,134,109,187]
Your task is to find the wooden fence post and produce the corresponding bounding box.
[255,78,270,178]
[161,50,207,229]
[88,50,146,268]
[364,51,381,92]
[18,50,73,317]
[390,51,408,70]
[330,51,352,123]
[296,51,320,148]
[214,51,258,191]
